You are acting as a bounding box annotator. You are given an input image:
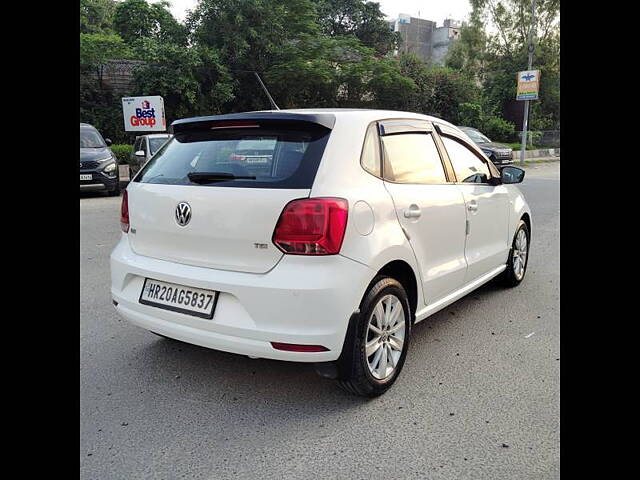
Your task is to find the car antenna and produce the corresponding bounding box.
[231,70,280,111]
[253,72,280,111]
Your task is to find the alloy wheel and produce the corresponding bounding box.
[513,228,528,280]
[365,294,406,380]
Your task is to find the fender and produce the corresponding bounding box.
[507,186,532,241]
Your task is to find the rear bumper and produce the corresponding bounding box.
[110,237,374,362]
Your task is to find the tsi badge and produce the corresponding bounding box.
[175,202,192,227]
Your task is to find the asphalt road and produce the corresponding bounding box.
[80,162,560,479]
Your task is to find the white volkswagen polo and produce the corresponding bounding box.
[110,109,531,396]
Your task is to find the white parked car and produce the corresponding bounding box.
[130,133,173,174]
[110,109,531,397]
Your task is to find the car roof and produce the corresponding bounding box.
[171,108,460,132]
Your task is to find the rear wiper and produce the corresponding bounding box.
[187,172,256,184]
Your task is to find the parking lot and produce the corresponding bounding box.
[80,162,559,479]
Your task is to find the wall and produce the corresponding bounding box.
[88,60,146,94]
[396,17,435,61]
[431,26,461,66]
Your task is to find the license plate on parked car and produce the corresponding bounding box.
[80,174,92,181]
[139,278,219,319]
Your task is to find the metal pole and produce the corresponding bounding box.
[520,0,537,165]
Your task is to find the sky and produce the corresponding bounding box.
[156,0,472,26]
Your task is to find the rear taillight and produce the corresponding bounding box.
[272,198,348,255]
[120,190,129,233]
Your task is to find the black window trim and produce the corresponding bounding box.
[378,118,433,136]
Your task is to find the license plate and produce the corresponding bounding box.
[80,174,92,181]
[139,278,219,319]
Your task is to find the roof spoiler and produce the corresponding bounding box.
[171,112,336,134]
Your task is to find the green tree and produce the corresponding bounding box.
[80,33,133,69]
[448,0,560,130]
[114,0,188,47]
[80,33,134,89]
[80,75,131,144]
[366,58,416,109]
[316,0,400,56]
[187,0,324,111]
[132,41,235,120]
[445,16,487,83]
[397,54,481,123]
[80,0,117,34]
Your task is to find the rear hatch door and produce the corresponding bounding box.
[127,115,333,274]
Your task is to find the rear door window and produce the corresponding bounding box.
[135,122,331,189]
[381,133,447,184]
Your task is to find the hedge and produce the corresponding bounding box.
[110,144,133,164]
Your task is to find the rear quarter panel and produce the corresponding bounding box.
[310,116,424,309]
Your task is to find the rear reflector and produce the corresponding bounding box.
[120,190,130,233]
[272,197,348,255]
[271,342,329,353]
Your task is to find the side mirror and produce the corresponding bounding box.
[135,150,145,157]
[105,138,112,146]
[500,166,525,184]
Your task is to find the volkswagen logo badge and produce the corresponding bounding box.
[175,202,192,227]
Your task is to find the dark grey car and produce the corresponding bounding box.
[458,126,513,165]
[80,123,120,195]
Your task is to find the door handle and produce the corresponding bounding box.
[404,204,421,219]
[468,200,478,212]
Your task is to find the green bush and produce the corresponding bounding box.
[110,144,133,164]
[458,102,483,128]
[481,116,515,142]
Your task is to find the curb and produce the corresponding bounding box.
[512,148,560,161]
[118,164,131,182]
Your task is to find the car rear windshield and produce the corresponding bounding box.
[135,122,331,189]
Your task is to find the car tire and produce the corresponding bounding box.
[107,184,121,197]
[336,275,412,397]
[499,220,530,287]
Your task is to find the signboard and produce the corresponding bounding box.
[121,96,166,132]
[516,70,540,101]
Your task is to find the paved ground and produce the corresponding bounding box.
[80,162,559,479]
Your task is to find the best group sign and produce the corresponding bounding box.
[122,96,166,132]
[516,70,540,101]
